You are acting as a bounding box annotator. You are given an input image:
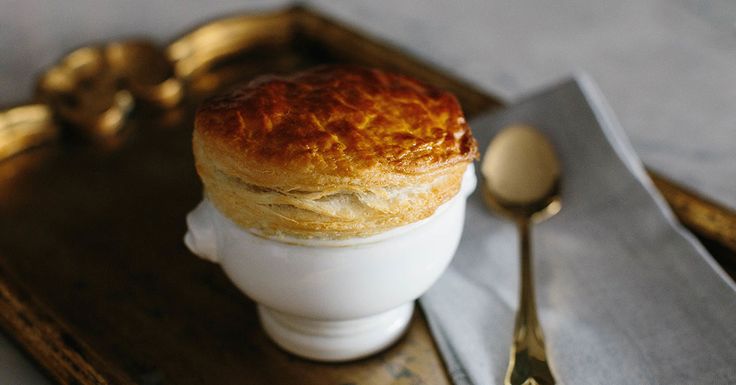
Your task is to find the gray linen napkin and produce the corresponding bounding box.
[420,75,736,385]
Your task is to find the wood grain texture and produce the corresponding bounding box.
[649,171,736,251]
[0,262,134,385]
[649,171,736,276]
[0,6,733,385]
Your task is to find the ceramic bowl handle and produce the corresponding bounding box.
[184,200,219,263]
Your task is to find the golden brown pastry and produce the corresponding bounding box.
[193,65,477,238]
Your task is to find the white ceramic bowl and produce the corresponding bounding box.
[184,164,476,361]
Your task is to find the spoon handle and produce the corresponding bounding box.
[504,219,555,385]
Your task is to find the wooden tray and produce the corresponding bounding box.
[1,6,734,385]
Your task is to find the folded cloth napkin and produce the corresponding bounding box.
[420,75,736,385]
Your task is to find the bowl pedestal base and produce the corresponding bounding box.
[258,302,414,362]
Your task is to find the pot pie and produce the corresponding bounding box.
[193,65,478,239]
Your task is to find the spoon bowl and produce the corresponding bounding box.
[482,124,561,221]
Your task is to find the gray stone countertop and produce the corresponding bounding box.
[1,0,734,383]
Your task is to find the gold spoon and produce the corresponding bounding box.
[481,124,560,385]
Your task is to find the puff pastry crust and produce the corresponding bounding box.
[194,65,477,238]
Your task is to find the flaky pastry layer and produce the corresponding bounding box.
[196,149,469,237]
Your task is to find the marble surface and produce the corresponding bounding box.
[1,0,734,383]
